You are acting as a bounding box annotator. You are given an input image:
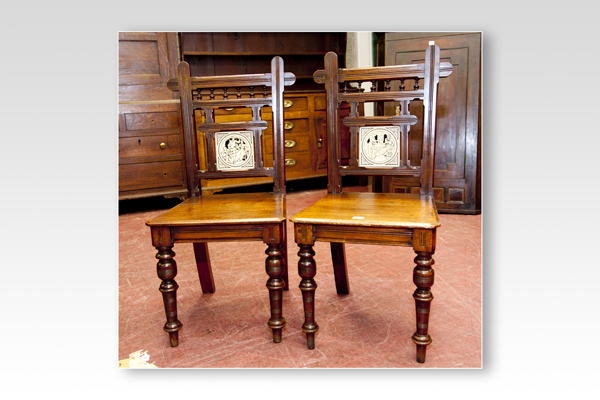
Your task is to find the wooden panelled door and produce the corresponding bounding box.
[377,33,481,214]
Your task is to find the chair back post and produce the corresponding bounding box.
[420,43,441,198]
[324,51,342,194]
[271,56,286,195]
[177,61,201,197]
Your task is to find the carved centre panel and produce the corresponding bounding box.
[215,130,255,171]
[358,126,400,168]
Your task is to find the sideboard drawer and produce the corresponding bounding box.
[119,160,184,191]
[263,135,310,155]
[262,118,309,135]
[264,151,311,171]
[282,96,308,112]
[119,135,181,158]
[125,111,180,131]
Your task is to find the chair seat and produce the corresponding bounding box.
[146,192,286,227]
[290,192,440,229]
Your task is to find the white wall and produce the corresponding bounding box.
[345,32,374,116]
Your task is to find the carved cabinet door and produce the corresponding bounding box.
[377,32,481,214]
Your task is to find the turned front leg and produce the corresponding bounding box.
[412,250,435,363]
[156,246,183,347]
[298,244,318,349]
[265,244,286,342]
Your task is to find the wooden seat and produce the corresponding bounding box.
[290,43,452,363]
[146,57,295,347]
[148,193,286,226]
[291,192,439,229]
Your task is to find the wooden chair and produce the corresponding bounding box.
[289,43,452,363]
[146,57,295,347]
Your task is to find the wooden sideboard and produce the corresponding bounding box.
[375,32,481,214]
[180,32,348,194]
[118,32,187,200]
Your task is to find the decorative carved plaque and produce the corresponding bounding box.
[358,126,400,168]
[215,131,255,171]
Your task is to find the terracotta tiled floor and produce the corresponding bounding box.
[119,185,481,368]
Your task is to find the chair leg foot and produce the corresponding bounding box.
[168,331,179,347]
[156,246,183,347]
[272,329,282,343]
[266,244,286,342]
[413,250,435,363]
[306,333,316,350]
[298,244,319,349]
[415,344,428,363]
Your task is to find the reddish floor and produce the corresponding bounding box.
[119,186,481,368]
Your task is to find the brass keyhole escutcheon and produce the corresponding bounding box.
[284,140,296,148]
[160,142,166,149]
[284,121,294,130]
[284,100,293,108]
[285,158,296,166]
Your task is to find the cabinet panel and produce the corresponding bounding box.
[316,109,351,169]
[377,32,481,214]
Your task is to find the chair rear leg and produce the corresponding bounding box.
[282,220,289,291]
[330,242,349,294]
[193,242,215,293]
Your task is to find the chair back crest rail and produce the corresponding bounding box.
[314,44,452,196]
[168,57,296,197]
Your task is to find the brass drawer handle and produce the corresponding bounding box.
[159,142,166,149]
[284,121,294,130]
[285,158,296,166]
[284,140,296,148]
[284,100,293,108]
[317,138,323,148]
[225,108,234,111]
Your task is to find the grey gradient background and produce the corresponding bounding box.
[1,0,597,398]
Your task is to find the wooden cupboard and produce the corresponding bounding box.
[118,32,188,200]
[375,32,481,214]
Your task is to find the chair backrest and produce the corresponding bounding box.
[167,57,296,197]
[313,43,452,196]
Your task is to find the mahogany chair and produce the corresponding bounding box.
[146,57,295,347]
[290,43,452,363]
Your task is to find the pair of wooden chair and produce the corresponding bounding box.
[145,43,452,363]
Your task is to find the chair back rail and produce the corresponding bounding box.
[169,57,295,197]
[315,44,451,196]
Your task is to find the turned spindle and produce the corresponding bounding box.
[156,246,183,347]
[298,244,318,349]
[265,244,286,342]
[412,251,435,363]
